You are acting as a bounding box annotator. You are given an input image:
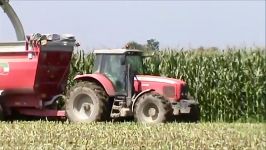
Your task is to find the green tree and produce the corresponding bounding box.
[124,41,145,50]
[124,38,160,51]
[146,39,159,51]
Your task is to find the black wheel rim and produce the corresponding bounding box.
[73,94,94,120]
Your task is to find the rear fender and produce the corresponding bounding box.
[131,89,155,111]
[74,74,116,96]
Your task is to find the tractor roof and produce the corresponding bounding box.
[93,49,143,54]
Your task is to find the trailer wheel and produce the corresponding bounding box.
[66,81,109,122]
[134,92,173,123]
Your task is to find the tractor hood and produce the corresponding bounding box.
[134,75,187,101]
[136,75,185,85]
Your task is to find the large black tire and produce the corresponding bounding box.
[134,92,173,123]
[188,104,200,122]
[180,104,200,123]
[65,81,109,122]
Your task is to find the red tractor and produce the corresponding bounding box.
[66,49,200,123]
[0,0,76,120]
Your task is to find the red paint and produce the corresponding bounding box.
[0,51,38,90]
[16,108,65,117]
[0,40,74,118]
[134,75,186,101]
[134,80,141,92]
[74,73,116,96]
[4,94,41,108]
[34,50,73,99]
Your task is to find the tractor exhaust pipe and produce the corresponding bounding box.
[0,0,25,41]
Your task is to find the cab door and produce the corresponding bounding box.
[100,54,126,93]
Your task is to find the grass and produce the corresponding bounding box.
[0,121,265,149]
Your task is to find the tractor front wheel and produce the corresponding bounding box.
[66,81,109,123]
[179,104,200,123]
[134,92,173,123]
[188,104,200,122]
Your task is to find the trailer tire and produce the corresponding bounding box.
[134,92,173,123]
[66,81,109,123]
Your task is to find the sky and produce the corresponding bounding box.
[0,0,265,50]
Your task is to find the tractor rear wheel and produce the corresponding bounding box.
[66,81,109,123]
[134,92,173,123]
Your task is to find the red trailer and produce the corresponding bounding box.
[0,0,76,119]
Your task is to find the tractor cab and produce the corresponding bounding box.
[92,49,144,93]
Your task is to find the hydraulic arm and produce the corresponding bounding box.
[0,0,25,41]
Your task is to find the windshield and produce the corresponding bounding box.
[95,53,144,93]
[100,54,126,93]
[126,55,144,74]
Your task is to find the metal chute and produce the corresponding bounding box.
[0,0,25,41]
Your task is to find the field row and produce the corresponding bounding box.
[0,121,265,149]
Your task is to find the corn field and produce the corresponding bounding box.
[0,121,265,149]
[68,48,266,122]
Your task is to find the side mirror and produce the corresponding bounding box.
[120,56,126,65]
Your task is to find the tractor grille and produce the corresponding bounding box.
[163,86,175,98]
